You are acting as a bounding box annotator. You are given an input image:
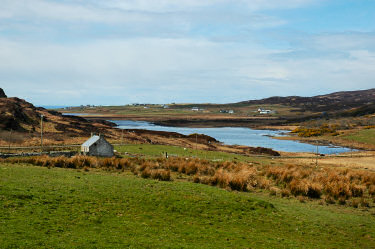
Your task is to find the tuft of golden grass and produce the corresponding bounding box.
[151,169,171,181]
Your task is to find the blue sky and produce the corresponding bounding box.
[0,0,374,105]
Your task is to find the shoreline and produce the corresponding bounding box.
[61,112,370,153]
[109,120,356,155]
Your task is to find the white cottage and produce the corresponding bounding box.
[81,135,114,157]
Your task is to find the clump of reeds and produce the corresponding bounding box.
[289,179,322,198]
[263,164,375,206]
[136,161,170,181]
[151,169,171,181]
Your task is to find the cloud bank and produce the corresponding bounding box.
[0,0,374,105]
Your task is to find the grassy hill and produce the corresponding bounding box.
[1,163,375,248]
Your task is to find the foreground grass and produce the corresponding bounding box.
[1,164,375,248]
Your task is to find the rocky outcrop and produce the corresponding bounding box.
[0,88,7,98]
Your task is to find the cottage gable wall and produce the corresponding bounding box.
[81,135,114,157]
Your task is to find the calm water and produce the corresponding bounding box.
[112,120,354,154]
[41,105,68,109]
[63,113,100,116]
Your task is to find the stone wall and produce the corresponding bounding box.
[0,151,77,159]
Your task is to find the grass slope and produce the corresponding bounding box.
[1,164,375,248]
[115,144,266,162]
[342,128,375,146]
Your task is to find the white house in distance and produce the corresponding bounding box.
[258,108,274,114]
[81,134,114,157]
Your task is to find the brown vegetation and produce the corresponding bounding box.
[3,155,375,207]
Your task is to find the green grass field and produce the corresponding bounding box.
[114,144,270,163]
[341,128,375,146]
[1,163,375,248]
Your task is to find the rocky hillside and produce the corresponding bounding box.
[0,89,115,136]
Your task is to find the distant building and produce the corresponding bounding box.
[192,107,199,111]
[220,109,234,114]
[81,135,114,157]
[258,108,274,114]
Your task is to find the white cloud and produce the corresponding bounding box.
[1,30,374,105]
[0,0,317,26]
[0,0,373,105]
[0,0,148,23]
[306,32,375,52]
[103,0,318,12]
[0,0,294,44]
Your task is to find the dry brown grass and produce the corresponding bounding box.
[280,151,375,170]
[3,155,138,172]
[3,155,375,207]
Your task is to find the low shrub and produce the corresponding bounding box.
[211,169,230,188]
[140,167,152,179]
[228,175,247,191]
[291,124,338,137]
[151,169,171,181]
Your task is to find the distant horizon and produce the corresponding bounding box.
[35,87,375,107]
[1,1,374,105]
